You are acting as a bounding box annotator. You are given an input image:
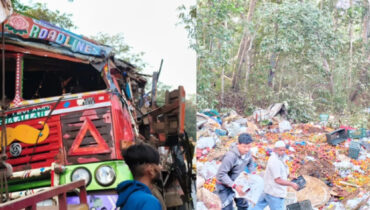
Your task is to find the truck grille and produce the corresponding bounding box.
[61,107,114,164]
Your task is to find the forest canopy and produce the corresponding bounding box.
[179,0,369,126]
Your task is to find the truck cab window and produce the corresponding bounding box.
[22,56,107,100]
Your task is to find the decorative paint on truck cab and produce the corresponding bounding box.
[0,121,49,146]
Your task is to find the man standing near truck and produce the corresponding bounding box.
[251,140,299,210]
[116,144,162,210]
[216,133,256,210]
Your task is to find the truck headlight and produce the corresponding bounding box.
[95,165,116,186]
[71,167,91,186]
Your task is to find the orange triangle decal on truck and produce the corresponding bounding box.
[68,118,111,156]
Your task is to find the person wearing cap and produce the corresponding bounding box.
[116,143,162,210]
[216,133,256,210]
[251,140,299,210]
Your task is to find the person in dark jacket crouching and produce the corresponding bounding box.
[116,144,162,210]
[216,133,256,210]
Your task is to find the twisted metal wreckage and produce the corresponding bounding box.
[0,5,193,209]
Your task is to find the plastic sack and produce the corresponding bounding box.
[197,136,216,149]
[279,120,292,132]
[197,188,222,210]
[233,172,264,206]
[197,176,205,190]
[198,161,220,180]
[225,122,241,137]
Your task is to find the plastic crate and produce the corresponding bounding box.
[286,200,313,210]
[349,141,361,159]
[326,128,348,145]
[348,128,366,139]
[319,114,329,122]
[291,175,306,191]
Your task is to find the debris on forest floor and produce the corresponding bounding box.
[195,109,369,210]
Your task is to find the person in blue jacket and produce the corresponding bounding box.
[116,143,162,210]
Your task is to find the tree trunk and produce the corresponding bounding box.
[231,0,257,91]
[362,0,369,46]
[278,59,286,98]
[268,52,279,88]
[268,8,279,88]
[221,20,228,105]
[244,38,254,91]
[221,67,224,105]
[323,58,334,95]
[350,0,369,102]
[348,0,353,91]
[232,33,249,91]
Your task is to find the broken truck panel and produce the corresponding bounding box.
[0,12,192,209]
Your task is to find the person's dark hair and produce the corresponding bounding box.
[238,133,253,144]
[122,144,160,178]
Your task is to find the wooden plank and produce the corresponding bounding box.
[25,203,36,210]
[37,204,89,210]
[0,180,87,210]
[169,90,179,99]
[58,193,67,210]
[78,185,87,204]
[178,86,186,135]
[147,99,179,117]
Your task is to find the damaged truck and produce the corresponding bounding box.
[0,12,194,209]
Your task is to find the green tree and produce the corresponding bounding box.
[11,0,75,29]
[90,33,147,70]
[179,1,247,109]
[180,0,369,124]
